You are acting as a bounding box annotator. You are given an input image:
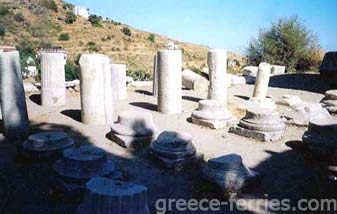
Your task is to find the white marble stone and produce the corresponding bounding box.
[242,66,258,76]
[79,54,114,125]
[40,51,67,106]
[252,62,272,99]
[277,95,302,107]
[207,49,227,103]
[152,54,158,96]
[111,64,127,100]
[157,50,182,114]
[182,69,208,91]
[0,51,29,139]
[271,65,286,75]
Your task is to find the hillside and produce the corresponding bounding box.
[0,0,244,75]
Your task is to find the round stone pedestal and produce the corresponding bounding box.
[110,111,158,148]
[23,131,74,159]
[149,131,198,169]
[53,146,120,191]
[191,100,234,129]
[77,177,149,214]
[202,154,259,191]
[302,118,337,156]
[230,107,285,142]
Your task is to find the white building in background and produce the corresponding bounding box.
[73,6,90,19]
[165,41,179,50]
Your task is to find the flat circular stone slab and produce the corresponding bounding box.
[23,131,74,152]
[207,154,243,171]
[54,146,116,180]
[325,90,337,100]
[77,177,149,214]
[308,117,337,136]
[111,111,157,137]
[192,99,233,121]
[150,131,196,159]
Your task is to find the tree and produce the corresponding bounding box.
[58,33,70,41]
[147,33,155,42]
[88,15,102,27]
[246,16,322,72]
[65,12,76,24]
[121,27,131,36]
[0,24,5,37]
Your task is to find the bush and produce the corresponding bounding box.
[127,69,152,81]
[246,16,322,72]
[44,0,58,12]
[65,12,76,24]
[87,41,100,52]
[121,27,131,36]
[0,6,10,16]
[0,25,5,37]
[147,34,155,42]
[65,61,80,81]
[62,3,73,10]
[58,33,70,41]
[14,12,25,22]
[88,15,102,27]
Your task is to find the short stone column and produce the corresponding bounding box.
[252,62,272,99]
[40,50,67,106]
[111,64,127,100]
[157,50,182,114]
[152,54,158,97]
[79,54,114,125]
[207,49,227,103]
[302,118,337,156]
[202,154,259,191]
[230,106,285,142]
[0,51,29,139]
[182,69,208,92]
[77,177,149,214]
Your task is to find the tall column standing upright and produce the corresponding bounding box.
[111,64,127,100]
[157,50,182,114]
[0,51,29,139]
[252,62,272,99]
[79,54,114,125]
[207,49,227,104]
[152,54,158,97]
[40,49,67,106]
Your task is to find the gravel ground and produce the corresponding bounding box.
[0,73,335,214]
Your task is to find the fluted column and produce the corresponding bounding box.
[40,50,67,106]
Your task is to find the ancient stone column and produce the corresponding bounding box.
[111,64,127,100]
[0,51,29,139]
[252,62,272,99]
[77,177,149,214]
[207,49,227,103]
[152,54,158,97]
[40,50,67,106]
[79,54,114,125]
[157,50,182,114]
[182,69,208,91]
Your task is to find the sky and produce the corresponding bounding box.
[67,0,337,54]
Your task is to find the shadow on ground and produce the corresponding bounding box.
[61,110,82,123]
[29,94,41,106]
[182,96,202,103]
[135,90,153,96]
[129,102,157,111]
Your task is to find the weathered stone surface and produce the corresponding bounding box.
[150,131,198,169]
[202,154,259,190]
[191,100,234,129]
[152,54,158,97]
[110,111,158,148]
[242,66,258,77]
[40,50,67,106]
[79,54,114,125]
[230,106,285,142]
[239,97,277,111]
[0,51,29,139]
[182,69,208,91]
[157,50,182,114]
[321,90,337,113]
[228,74,256,85]
[24,83,39,93]
[111,64,127,100]
[252,62,272,99]
[77,177,149,214]
[23,131,74,152]
[325,90,337,100]
[271,65,286,75]
[207,49,227,103]
[126,76,134,84]
[303,118,337,156]
[277,95,302,107]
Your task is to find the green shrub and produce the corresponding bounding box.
[147,34,155,42]
[87,41,100,52]
[0,6,10,16]
[127,69,152,81]
[189,67,202,75]
[44,0,58,12]
[88,15,102,27]
[58,33,70,41]
[121,27,131,36]
[246,16,322,72]
[62,3,73,10]
[0,25,5,37]
[65,12,76,24]
[14,12,25,22]
[65,61,80,81]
